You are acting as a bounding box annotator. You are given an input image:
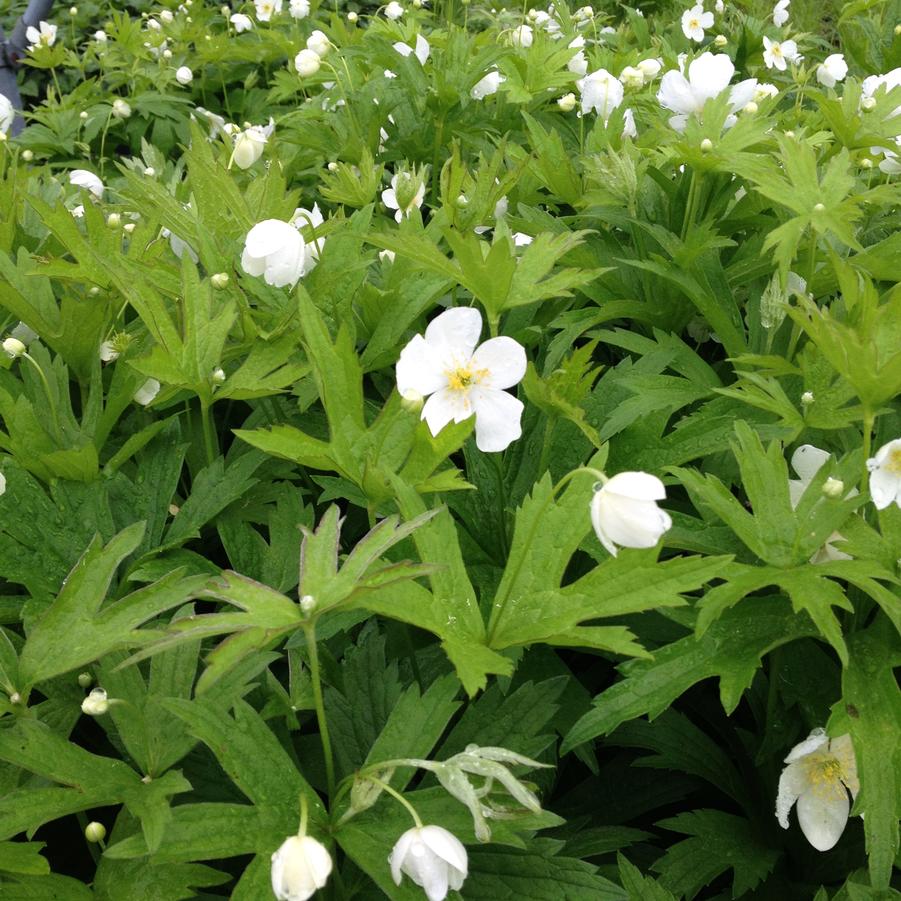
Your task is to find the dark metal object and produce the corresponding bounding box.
[1,0,56,136]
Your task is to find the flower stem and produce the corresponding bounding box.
[305,622,336,801]
[861,405,875,500]
[199,398,217,465]
[366,776,423,828]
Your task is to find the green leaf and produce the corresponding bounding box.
[617,854,676,901]
[0,842,50,876]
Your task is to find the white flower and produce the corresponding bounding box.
[81,687,109,716]
[657,52,756,131]
[26,21,57,50]
[241,219,309,288]
[290,203,326,275]
[175,65,194,85]
[776,728,859,851]
[232,120,273,168]
[770,1,790,26]
[94,29,108,41]
[511,24,533,47]
[379,249,396,263]
[306,30,331,57]
[271,835,333,901]
[866,438,901,509]
[99,341,119,362]
[0,94,14,136]
[289,0,310,18]
[393,34,430,65]
[230,12,253,31]
[577,68,624,120]
[112,98,131,118]
[755,82,779,100]
[395,307,527,453]
[763,36,800,71]
[295,48,321,77]
[160,9,174,24]
[2,337,26,359]
[254,0,282,21]
[382,172,426,222]
[816,53,848,87]
[69,169,105,199]
[385,0,404,17]
[619,65,644,89]
[557,92,577,111]
[471,69,505,99]
[715,0,724,11]
[0,471,5,496]
[788,444,852,562]
[681,4,713,42]
[134,378,161,406]
[637,57,663,79]
[566,35,587,76]
[622,107,637,138]
[389,826,468,901]
[590,472,672,556]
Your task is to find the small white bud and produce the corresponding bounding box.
[455,194,468,208]
[861,96,876,110]
[347,10,358,21]
[300,594,316,614]
[813,202,826,212]
[160,9,174,23]
[3,337,27,358]
[175,66,193,85]
[70,6,78,15]
[743,101,758,114]
[9,691,21,705]
[557,92,576,112]
[162,48,173,59]
[143,166,156,176]
[800,391,815,405]
[106,213,122,228]
[77,672,93,687]
[81,687,109,716]
[89,286,100,296]
[79,111,89,121]
[822,477,844,498]
[714,34,727,47]
[211,272,230,288]
[784,130,795,138]
[85,822,106,843]
[294,48,321,77]
[211,367,226,383]
[860,157,873,169]
[22,149,34,161]
[327,161,339,171]
[123,223,136,234]
[700,138,714,152]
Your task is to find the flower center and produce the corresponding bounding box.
[885,448,901,474]
[804,753,846,798]
[446,365,487,392]
[689,17,700,28]
[772,44,783,56]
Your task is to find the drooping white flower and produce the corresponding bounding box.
[241,219,308,288]
[619,65,644,89]
[816,53,847,88]
[26,21,57,50]
[291,203,326,275]
[0,94,14,136]
[395,307,527,453]
[81,687,109,716]
[270,835,333,901]
[557,92,577,111]
[622,107,637,138]
[681,4,713,42]
[175,65,194,85]
[389,826,468,901]
[295,48,321,77]
[231,119,274,169]
[471,69,505,99]
[776,728,859,851]
[763,36,800,71]
[289,0,310,17]
[866,437,901,509]
[590,472,672,556]
[384,0,404,18]
[230,12,253,31]
[393,34,430,65]
[510,24,533,47]
[637,57,663,80]
[657,52,756,131]
[577,68,624,119]
[254,0,282,21]
[134,379,161,406]
[112,98,131,118]
[382,172,426,222]
[306,30,330,57]
[772,0,790,26]
[69,169,105,199]
[2,337,26,359]
[567,35,587,76]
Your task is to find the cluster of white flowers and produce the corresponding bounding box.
[294,29,331,77]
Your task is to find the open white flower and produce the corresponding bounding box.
[657,52,757,131]
[382,172,426,222]
[241,219,309,288]
[395,307,526,453]
[230,12,253,31]
[69,169,105,199]
[471,69,505,100]
[776,728,859,851]
[815,53,847,87]
[271,835,332,901]
[393,34,430,65]
[389,826,468,901]
[681,4,713,42]
[772,0,790,26]
[254,0,283,21]
[577,68,624,119]
[866,437,901,509]
[0,94,15,136]
[26,21,57,50]
[590,472,672,556]
[763,36,800,70]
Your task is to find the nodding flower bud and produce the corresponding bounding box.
[211,367,226,384]
[106,213,122,228]
[714,34,727,46]
[557,92,577,112]
[2,337,27,359]
[211,272,230,289]
[77,672,93,688]
[800,391,815,405]
[81,687,109,716]
[85,822,106,843]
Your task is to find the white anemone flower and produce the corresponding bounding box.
[295,48,321,77]
[231,118,274,169]
[175,65,194,85]
[385,0,404,18]
[681,4,713,42]
[776,728,859,851]
[230,12,253,31]
[69,169,105,199]
[866,437,901,509]
[577,68,624,119]
[657,52,757,131]
[306,29,330,56]
[590,472,672,556]
[289,0,310,17]
[816,53,848,87]
[395,307,527,453]
[270,835,332,901]
[471,69,505,99]
[241,219,308,288]
[0,95,15,136]
[772,0,790,26]
[389,826,468,901]
[763,36,800,70]
[637,57,663,79]
[567,35,588,76]
[393,34,430,65]
[382,173,426,222]
[511,24,533,47]
[254,0,282,21]
[26,21,57,50]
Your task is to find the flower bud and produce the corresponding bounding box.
[77,672,93,687]
[393,172,423,213]
[300,594,316,614]
[22,150,34,161]
[861,96,876,110]
[860,157,873,169]
[348,10,358,21]
[85,822,106,843]
[175,66,193,85]
[123,223,136,234]
[107,213,122,228]
[211,367,226,384]
[700,137,713,152]
[306,29,330,57]
[162,48,173,59]
[9,691,21,705]
[813,202,825,212]
[714,34,727,46]
[800,391,814,405]
[619,65,644,89]
[822,477,844,498]
[895,24,901,35]
[160,9,174,23]
[743,101,758,114]
[81,687,109,716]
[80,111,89,121]
[112,98,131,118]
[70,6,78,15]
[557,92,577,111]
[144,166,156,176]
[2,337,26,359]
[294,48,321,77]
[271,835,332,900]
[379,248,396,264]
[211,272,230,288]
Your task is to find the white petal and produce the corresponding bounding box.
[421,865,450,901]
[775,760,806,828]
[390,830,416,886]
[687,52,735,104]
[797,787,849,851]
[657,72,696,115]
[396,334,448,397]
[424,308,483,359]
[422,388,472,436]
[471,388,523,452]
[785,727,829,762]
[240,248,267,276]
[791,444,831,480]
[593,493,671,549]
[603,471,667,501]
[381,188,398,210]
[419,826,468,876]
[869,467,901,510]
[245,219,297,257]
[469,337,527,390]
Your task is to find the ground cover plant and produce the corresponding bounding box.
[0,0,900,897]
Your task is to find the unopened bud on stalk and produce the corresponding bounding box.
[2,337,26,359]
[85,822,106,843]
[77,672,93,688]
[107,213,121,228]
[822,477,844,498]
[700,138,713,152]
[211,272,230,288]
[801,391,815,405]
[81,687,109,716]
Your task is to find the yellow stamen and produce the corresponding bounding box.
[885,448,901,475]
[803,753,847,799]
[446,366,488,392]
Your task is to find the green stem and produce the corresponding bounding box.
[305,622,336,801]
[680,168,699,241]
[490,452,509,559]
[861,405,875,498]
[536,417,556,477]
[366,776,423,828]
[199,399,217,465]
[22,353,64,443]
